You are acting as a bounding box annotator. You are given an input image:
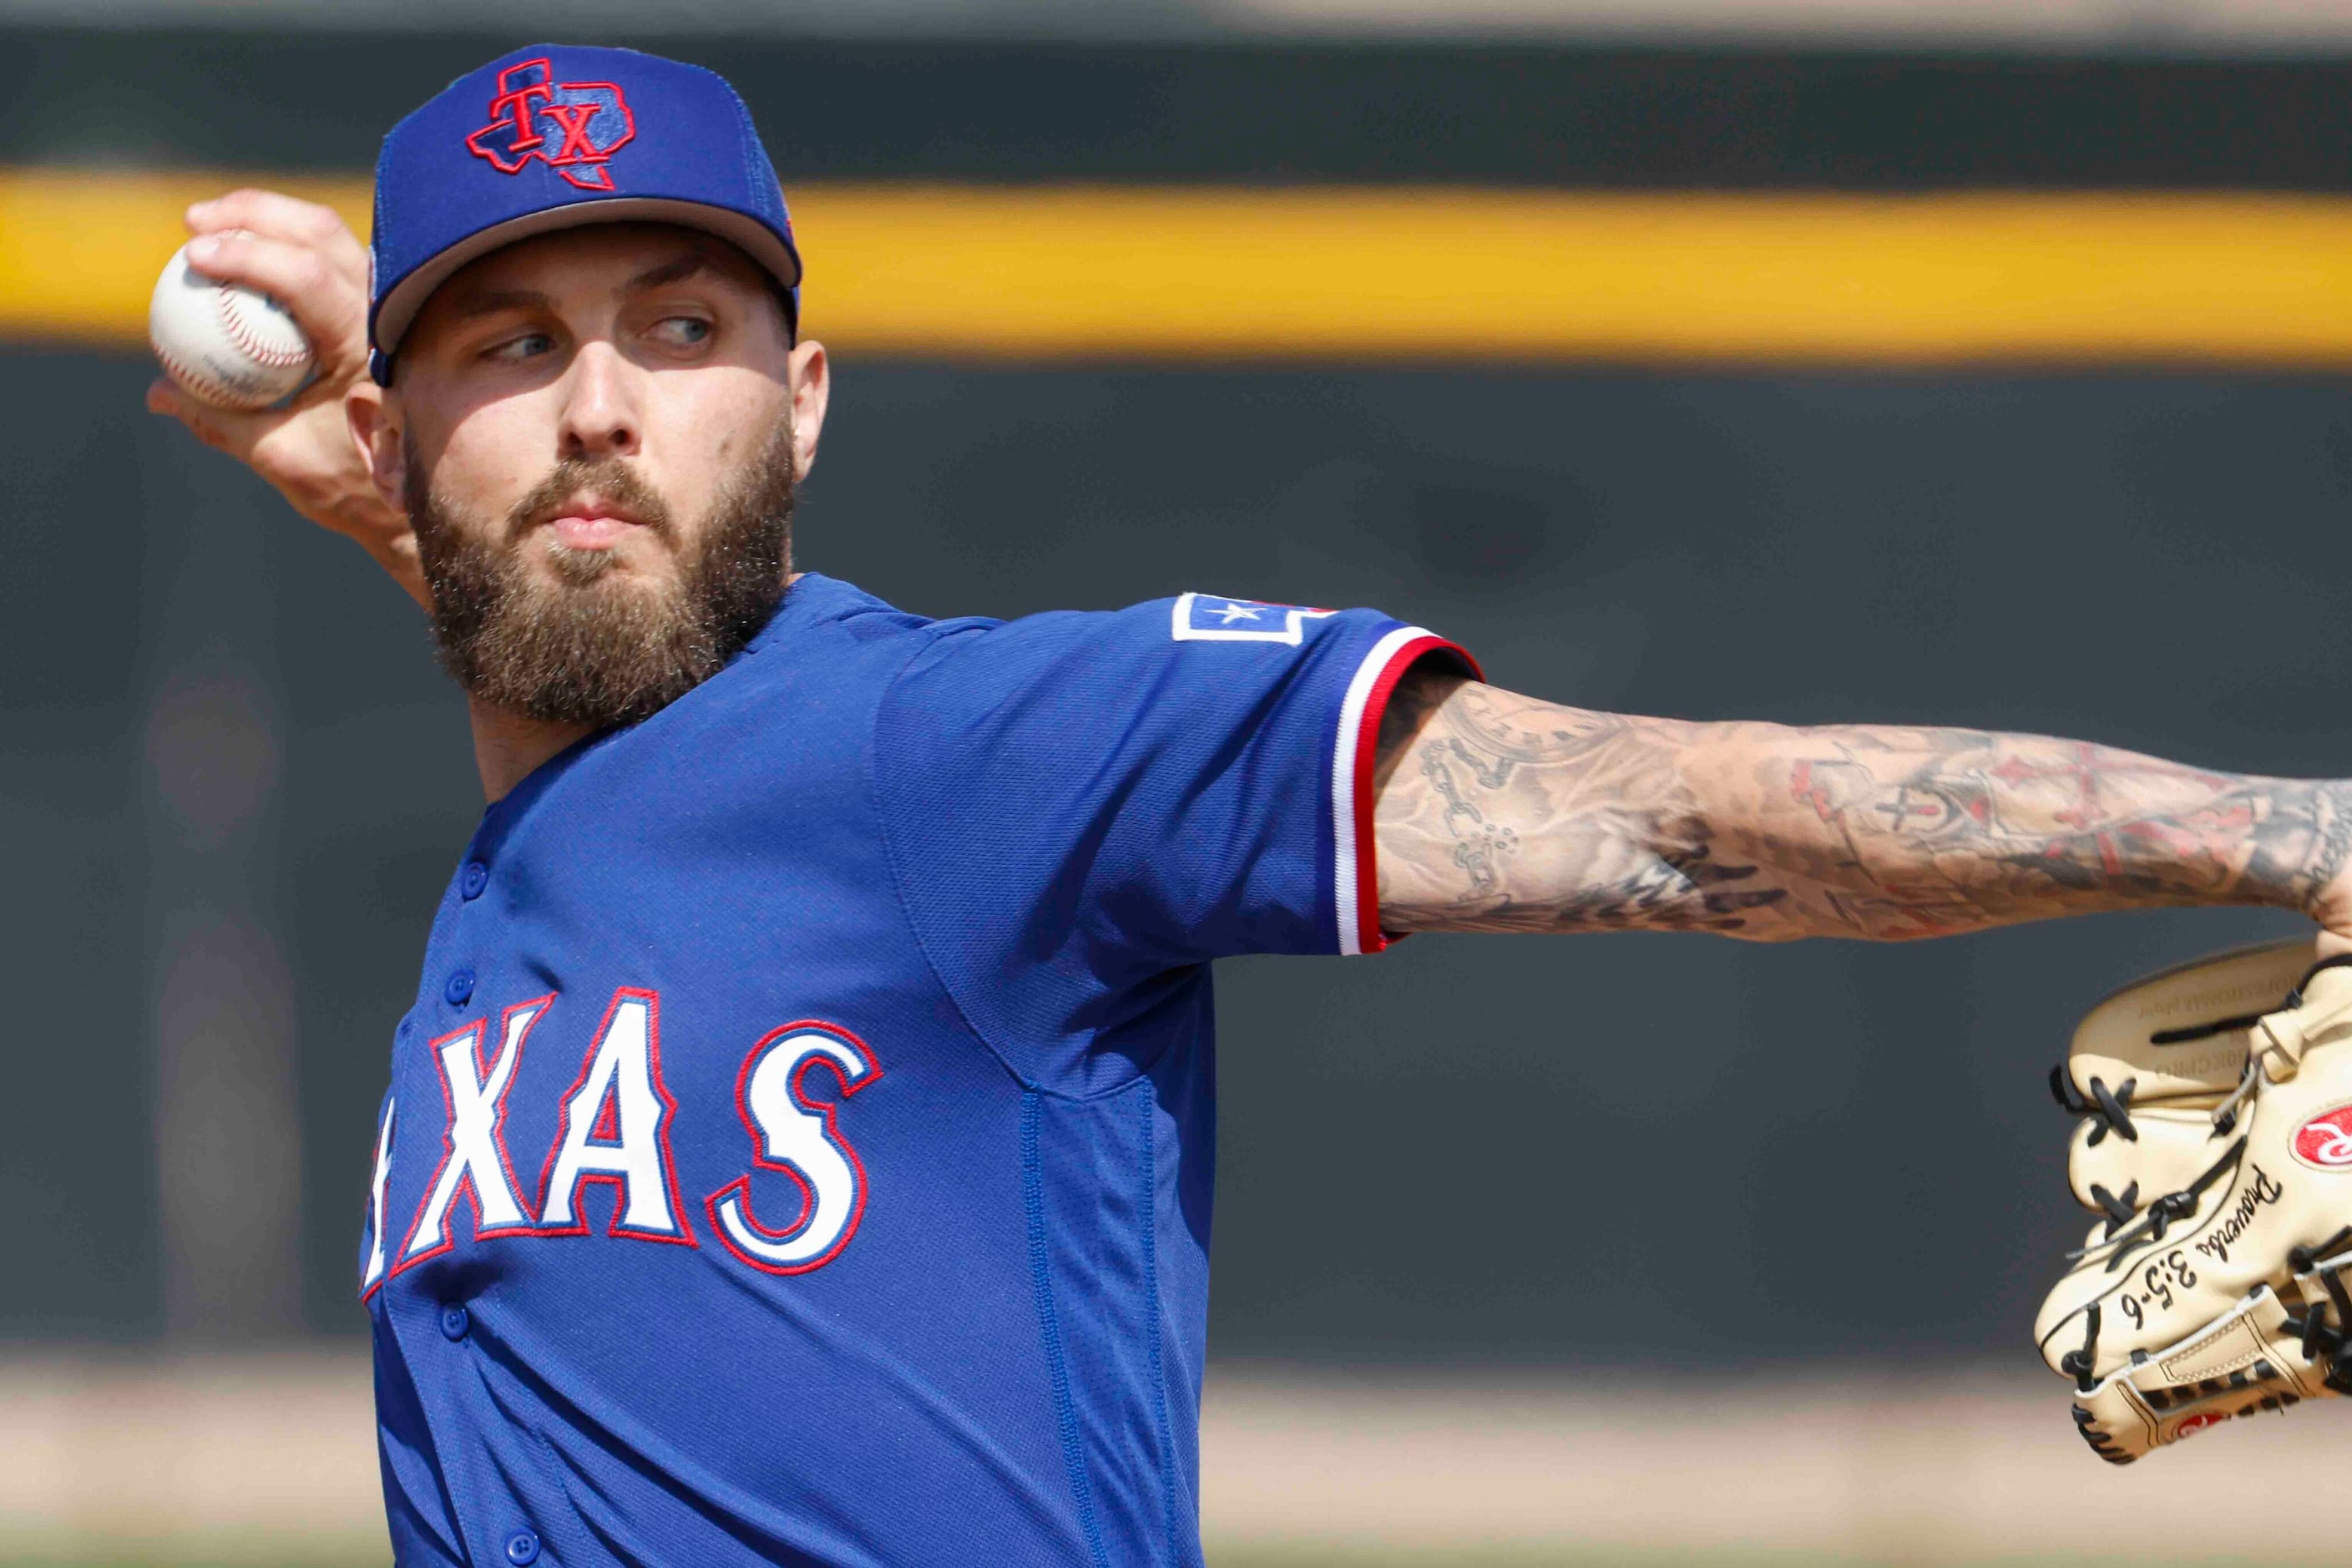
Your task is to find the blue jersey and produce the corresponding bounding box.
[358,574,1473,1568]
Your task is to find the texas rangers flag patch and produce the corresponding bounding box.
[1171,592,1338,645]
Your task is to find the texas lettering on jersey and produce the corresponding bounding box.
[361,987,880,1296]
[354,579,1479,1566]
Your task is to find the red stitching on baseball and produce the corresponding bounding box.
[155,343,233,407]
[211,283,311,371]
[155,341,276,412]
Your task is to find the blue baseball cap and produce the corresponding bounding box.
[367,44,802,386]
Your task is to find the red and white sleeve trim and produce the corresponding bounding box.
[1331,626,1481,956]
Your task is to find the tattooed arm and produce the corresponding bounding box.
[1372,669,2352,943]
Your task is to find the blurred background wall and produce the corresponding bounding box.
[7,7,2352,1555]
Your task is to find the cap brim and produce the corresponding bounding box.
[373,197,802,357]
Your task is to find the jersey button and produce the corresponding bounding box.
[504,1529,541,1565]
[459,861,489,900]
[438,1304,469,1342]
[444,969,475,1006]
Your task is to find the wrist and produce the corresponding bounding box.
[2289,779,2352,925]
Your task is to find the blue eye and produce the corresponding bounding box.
[488,331,554,362]
[654,316,712,346]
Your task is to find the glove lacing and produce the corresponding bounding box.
[2051,956,2352,1404]
[2279,1227,2352,1394]
[2064,1139,2245,1270]
[2047,956,2352,1243]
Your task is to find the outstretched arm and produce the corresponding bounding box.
[1373,669,2352,943]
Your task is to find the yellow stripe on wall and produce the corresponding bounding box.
[0,173,372,348]
[9,170,2352,366]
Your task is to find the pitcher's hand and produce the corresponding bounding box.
[145,189,427,609]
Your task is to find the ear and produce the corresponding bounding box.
[787,339,830,479]
[344,380,407,514]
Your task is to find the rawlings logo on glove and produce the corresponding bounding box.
[2038,940,2352,1462]
[2294,1106,2352,1169]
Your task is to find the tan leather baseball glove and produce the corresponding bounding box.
[2037,938,2352,1462]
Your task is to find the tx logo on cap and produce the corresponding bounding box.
[465,58,637,192]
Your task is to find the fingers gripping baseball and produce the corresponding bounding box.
[188,190,371,299]
[169,193,367,397]
[2036,941,2352,1462]
[146,190,422,606]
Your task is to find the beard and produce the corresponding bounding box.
[407,419,796,730]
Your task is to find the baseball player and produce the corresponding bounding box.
[148,43,2352,1567]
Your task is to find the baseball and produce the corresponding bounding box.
[148,240,316,412]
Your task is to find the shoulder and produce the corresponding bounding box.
[650,576,953,757]
[898,591,1396,691]
[874,590,1473,784]
[706,574,948,693]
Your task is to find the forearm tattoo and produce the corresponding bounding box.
[1372,674,2352,940]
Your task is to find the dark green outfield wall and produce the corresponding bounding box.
[4,27,2352,186]
[6,347,2349,1357]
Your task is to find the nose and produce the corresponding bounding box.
[555,341,641,461]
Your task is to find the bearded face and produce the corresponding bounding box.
[407,413,796,729]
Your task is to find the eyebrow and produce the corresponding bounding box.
[443,286,553,323]
[440,250,728,326]
[622,252,721,293]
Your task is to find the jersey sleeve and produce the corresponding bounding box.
[873,594,1475,1060]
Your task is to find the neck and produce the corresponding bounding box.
[468,696,594,802]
